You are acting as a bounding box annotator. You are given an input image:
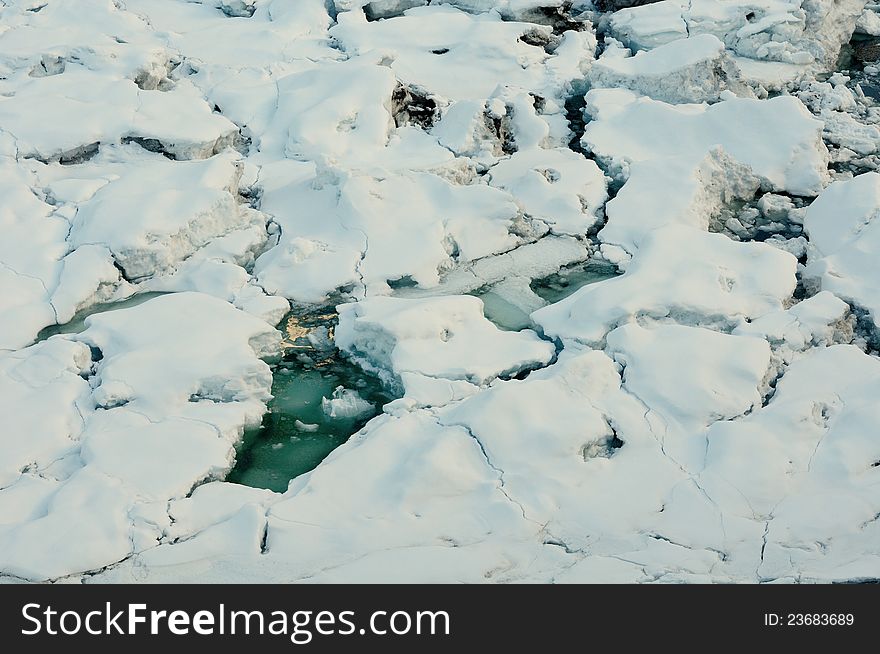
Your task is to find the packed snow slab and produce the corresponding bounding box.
[263,410,543,582]
[59,154,262,281]
[532,226,798,345]
[0,0,169,81]
[607,0,865,71]
[66,151,253,281]
[0,338,93,490]
[700,345,880,582]
[804,173,880,331]
[253,162,533,301]
[0,66,238,162]
[582,89,826,262]
[23,142,278,325]
[486,147,608,235]
[79,291,279,410]
[582,88,828,195]
[0,292,280,580]
[605,323,771,471]
[330,5,595,101]
[588,34,752,103]
[335,295,555,387]
[597,149,763,254]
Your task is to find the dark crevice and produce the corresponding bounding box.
[364,0,426,21]
[122,136,176,160]
[59,142,101,165]
[531,93,546,114]
[391,83,439,130]
[324,0,339,22]
[519,28,561,55]
[239,184,262,210]
[847,303,880,354]
[111,258,135,284]
[564,86,588,155]
[387,275,418,290]
[233,130,253,156]
[512,2,589,35]
[89,345,104,363]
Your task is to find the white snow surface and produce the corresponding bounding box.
[608,0,865,73]
[335,295,556,388]
[589,34,753,103]
[804,173,880,330]
[0,292,279,580]
[0,0,878,584]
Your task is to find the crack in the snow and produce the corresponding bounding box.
[446,421,538,528]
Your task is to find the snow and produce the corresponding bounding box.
[804,173,880,331]
[254,165,528,300]
[857,8,880,36]
[330,6,593,102]
[0,68,238,162]
[700,345,880,581]
[734,291,852,355]
[1,0,878,585]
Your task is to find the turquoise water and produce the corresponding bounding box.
[474,290,534,331]
[530,260,619,304]
[227,310,392,492]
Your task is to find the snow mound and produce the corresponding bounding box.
[487,147,608,235]
[804,173,880,333]
[69,152,248,281]
[335,295,556,387]
[322,386,375,420]
[533,226,798,345]
[589,34,752,103]
[582,88,828,195]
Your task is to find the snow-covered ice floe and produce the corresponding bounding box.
[1,0,879,583]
